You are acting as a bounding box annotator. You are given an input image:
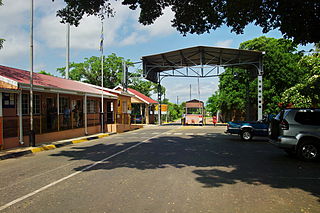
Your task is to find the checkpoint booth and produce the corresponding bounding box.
[183,99,205,125]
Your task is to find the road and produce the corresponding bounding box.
[0,125,319,213]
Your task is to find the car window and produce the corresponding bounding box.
[294,111,320,125]
[275,110,289,121]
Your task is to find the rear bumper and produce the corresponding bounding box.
[268,136,298,149]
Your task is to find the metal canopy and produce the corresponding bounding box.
[142,46,263,83]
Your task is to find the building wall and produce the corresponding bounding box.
[0,90,120,150]
[116,94,131,125]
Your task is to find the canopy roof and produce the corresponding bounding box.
[142,46,263,83]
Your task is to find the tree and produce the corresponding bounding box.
[57,53,131,88]
[54,0,320,44]
[38,70,54,76]
[281,52,320,107]
[216,36,303,120]
[161,98,183,122]
[128,69,160,97]
[206,91,221,116]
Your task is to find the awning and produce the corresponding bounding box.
[142,46,263,83]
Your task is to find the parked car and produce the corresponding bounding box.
[225,115,274,141]
[269,108,320,161]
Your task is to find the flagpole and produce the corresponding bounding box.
[66,23,70,79]
[100,20,104,133]
[29,0,35,146]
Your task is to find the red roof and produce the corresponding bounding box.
[127,88,158,104]
[0,65,116,97]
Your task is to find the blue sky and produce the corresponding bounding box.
[0,0,314,103]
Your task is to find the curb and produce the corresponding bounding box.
[0,132,117,161]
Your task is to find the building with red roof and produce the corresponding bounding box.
[114,86,158,124]
[0,65,140,150]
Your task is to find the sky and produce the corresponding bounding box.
[0,0,314,104]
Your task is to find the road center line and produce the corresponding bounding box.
[0,133,163,211]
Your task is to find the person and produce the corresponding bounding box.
[47,103,56,130]
[73,105,80,127]
[212,115,217,126]
[63,106,71,128]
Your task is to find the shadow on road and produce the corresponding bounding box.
[51,133,320,202]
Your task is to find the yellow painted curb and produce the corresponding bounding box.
[31,145,56,153]
[72,139,88,144]
[98,134,109,138]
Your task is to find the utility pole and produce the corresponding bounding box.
[100,20,104,133]
[66,23,70,79]
[189,84,191,100]
[29,0,35,147]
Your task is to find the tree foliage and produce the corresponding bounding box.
[281,53,320,107]
[128,69,161,97]
[217,36,303,120]
[162,98,183,121]
[38,70,54,76]
[57,53,130,88]
[54,0,319,44]
[206,91,221,116]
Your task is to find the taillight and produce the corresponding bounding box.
[280,119,289,130]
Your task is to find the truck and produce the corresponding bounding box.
[225,115,274,141]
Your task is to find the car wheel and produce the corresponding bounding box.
[297,141,319,161]
[241,130,252,141]
[269,119,280,139]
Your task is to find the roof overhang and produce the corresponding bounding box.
[19,83,117,99]
[142,46,263,83]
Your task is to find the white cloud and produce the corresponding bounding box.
[119,32,147,46]
[0,34,29,63]
[137,8,175,37]
[214,39,233,48]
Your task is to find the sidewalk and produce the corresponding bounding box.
[0,132,117,161]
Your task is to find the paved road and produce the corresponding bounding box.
[0,125,319,213]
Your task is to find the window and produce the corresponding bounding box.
[3,93,15,108]
[122,101,127,113]
[87,100,96,113]
[21,94,40,115]
[22,94,29,115]
[295,111,320,125]
[59,97,70,114]
[33,95,40,114]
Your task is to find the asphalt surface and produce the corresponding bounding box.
[0,125,319,213]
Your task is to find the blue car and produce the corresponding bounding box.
[225,115,274,141]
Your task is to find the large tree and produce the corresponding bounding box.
[281,52,320,108]
[128,69,160,97]
[57,53,131,88]
[53,0,319,44]
[217,36,304,120]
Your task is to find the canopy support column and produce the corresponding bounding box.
[158,75,162,125]
[257,57,263,120]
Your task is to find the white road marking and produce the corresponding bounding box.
[0,134,162,211]
[173,133,183,135]
[197,133,206,135]
[185,133,194,135]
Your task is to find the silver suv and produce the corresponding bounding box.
[269,108,320,161]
